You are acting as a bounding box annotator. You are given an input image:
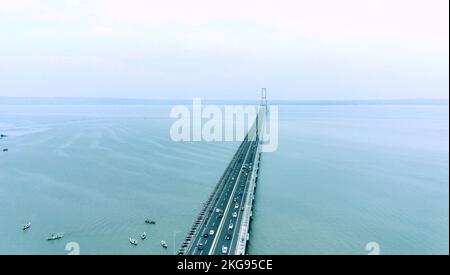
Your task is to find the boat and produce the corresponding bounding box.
[145,219,156,225]
[47,232,64,241]
[141,232,147,240]
[22,222,31,230]
[2,149,8,152]
[129,238,138,245]
[161,240,168,248]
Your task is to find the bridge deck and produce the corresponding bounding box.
[179,100,266,255]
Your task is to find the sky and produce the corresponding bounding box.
[0,0,448,100]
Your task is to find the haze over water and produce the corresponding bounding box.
[0,104,448,254]
[249,105,449,255]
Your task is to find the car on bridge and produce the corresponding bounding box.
[232,212,238,218]
[209,230,215,236]
[225,234,232,240]
[228,223,234,230]
[222,246,228,254]
[197,243,204,251]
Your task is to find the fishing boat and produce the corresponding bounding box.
[47,232,64,241]
[161,240,168,248]
[22,222,31,230]
[129,238,138,245]
[141,232,147,240]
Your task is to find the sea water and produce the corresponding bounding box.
[0,105,448,254]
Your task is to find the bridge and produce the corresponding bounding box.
[178,89,267,255]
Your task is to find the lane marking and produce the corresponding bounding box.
[230,143,257,253]
[228,147,255,255]
[209,141,253,255]
[189,143,251,254]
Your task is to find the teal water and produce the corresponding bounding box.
[249,105,449,255]
[0,105,448,254]
[0,105,238,254]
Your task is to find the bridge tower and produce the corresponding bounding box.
[256,88,268,141]
[260,88,267,107]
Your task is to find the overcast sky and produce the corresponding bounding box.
[0,0,448,100]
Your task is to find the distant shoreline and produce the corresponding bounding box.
[0,97,448,106]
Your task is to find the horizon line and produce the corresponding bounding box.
[0,96,448,106]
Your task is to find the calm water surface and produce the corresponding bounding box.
[0,105,448,254]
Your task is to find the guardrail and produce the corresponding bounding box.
[235,143,261,255]
[235,105,266,255]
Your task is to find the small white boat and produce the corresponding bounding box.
[129,238,138,245]
[22,222,31,230]
[141,232,147,240]
[161,240,168,248]
[47,232,64,241]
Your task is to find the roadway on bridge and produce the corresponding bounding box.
[187,138,258,255]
